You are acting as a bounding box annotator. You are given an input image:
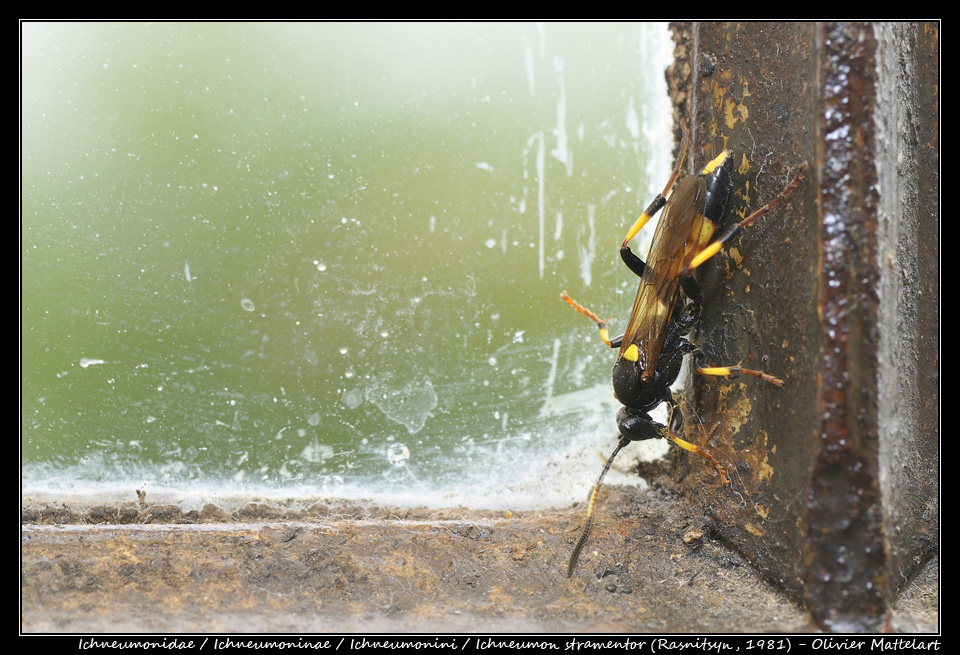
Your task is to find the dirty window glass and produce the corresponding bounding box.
[22,22,674,508]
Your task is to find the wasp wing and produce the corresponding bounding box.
[618,174,710,377]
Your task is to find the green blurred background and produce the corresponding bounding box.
[21,22,674,508]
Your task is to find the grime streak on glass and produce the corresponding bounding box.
[537,130,546,280]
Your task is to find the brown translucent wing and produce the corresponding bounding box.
[618,175,709,377]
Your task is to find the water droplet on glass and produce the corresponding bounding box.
[386,443,410,467]
[342,389,363,409]
[365,380,437,434]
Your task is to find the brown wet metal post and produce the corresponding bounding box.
[668,22,939,631]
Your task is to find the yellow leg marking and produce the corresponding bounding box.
[621,212,653,247]
[685,162,807,273]
[688,241,724,270]
[622,212,655,248]
[622,128,691,249]
[664,432,731,487]
[697,365,784,387]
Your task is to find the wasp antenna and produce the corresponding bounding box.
[567,437,630,577]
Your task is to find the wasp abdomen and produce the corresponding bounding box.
[702,152,734,223]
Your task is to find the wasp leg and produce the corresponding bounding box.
[620,128,691,250]
[620,244,646,278]
[685,162,807,274]
[692,351,784,386]
[697,364,784,387]
[680,276,783,386]
[663,398,731,487]
[560,292,623,349]
[616,403,730,485]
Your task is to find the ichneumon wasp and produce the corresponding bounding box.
[562,129,806,576]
